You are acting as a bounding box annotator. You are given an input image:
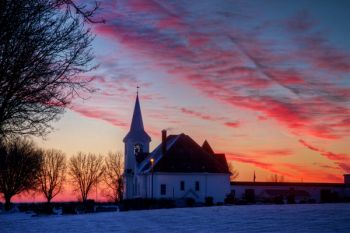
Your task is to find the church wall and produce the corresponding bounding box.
[124,136,150,199]
[146,173,230,203]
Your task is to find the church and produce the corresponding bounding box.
[123,93,231,203]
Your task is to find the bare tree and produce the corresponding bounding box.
[69,153,104,202]
[0,1,99,140]
[103,152,124,202]
[228,162,239,181]
[55,0,104,23]
[38,149,66,203]
[269,174,285,183]
[0,139,43,210]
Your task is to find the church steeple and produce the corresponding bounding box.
[123,89,151,199]
[123,90,151,143]
[130,92,144,132]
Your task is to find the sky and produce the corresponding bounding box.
[16,0,350,202]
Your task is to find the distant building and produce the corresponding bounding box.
[123,93,231,203]
[231,174,350,203]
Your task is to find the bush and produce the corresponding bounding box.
[157,198,176,209]
[205,196,214,206]
[120,198,151,211]
[33,203,54,215]
[95,205,118,212]
[18,203,34,212]
[62,203,77,215]
[185,198,195,207]
[120,198,175,211]
[273,195,284,204]
[224,193,235,204]
[287,194,295,204]
[84,199,95,213]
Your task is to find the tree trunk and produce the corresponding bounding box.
[45,199,53,214]
[4,195,11,211]
[47,194,52,204]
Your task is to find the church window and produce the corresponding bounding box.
[134,143,143,155]
[195,181,200,191]
[160,184,166,195]
[180,181,185,191]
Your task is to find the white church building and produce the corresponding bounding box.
[123,93,231,203]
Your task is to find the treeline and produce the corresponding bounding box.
[0,138,123,211]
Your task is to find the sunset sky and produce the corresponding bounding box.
[18,0,350,202]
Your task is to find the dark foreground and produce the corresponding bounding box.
[1,203,349,233]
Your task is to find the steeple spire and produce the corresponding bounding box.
[123,89,151,142]
[130,91,144,131]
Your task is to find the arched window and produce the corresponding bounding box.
[134,143,143,155]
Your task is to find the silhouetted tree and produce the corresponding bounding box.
[0,1,100,140]
[69,153,104,202]
[0,139,43,210]
[269,174,285,182]
[228,162,239,181]
[55,0,104,23]
[103,152,124,202]
[38,149,66,203]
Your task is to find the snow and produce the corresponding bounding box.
[1,204,350,233]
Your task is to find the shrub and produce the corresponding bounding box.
[62,203,77,215]
[119,198,175,211]
[205,196,214,206]
[273,195,284,204]
[185,198,195,207]
[224,193,235,204]
[33,203,54,215]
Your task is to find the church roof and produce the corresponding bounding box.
[202,140,214,154]
[139,134,230,174]
[135,152,149,164]
[213,153,229,172]
[123,94,151,142]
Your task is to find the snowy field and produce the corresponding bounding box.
[1,203,350,233]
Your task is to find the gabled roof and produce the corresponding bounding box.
[123,94,151,142]
[138,134,179,172]
[202,140,214,154]
[214,153,229,172]
[139,134,230,174]
[202,140,230,173]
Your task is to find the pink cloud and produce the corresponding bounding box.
[299,139,321,152]
[90,1,350,143]
[224,121,240,128]
[252,149,293,157]
[281,163,341,182]
[299,139,350,172]
[71,105,127,127]
[180,107,221,121]
[257,115,268,121]
[226,153,294,178]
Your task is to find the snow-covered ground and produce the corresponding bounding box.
[1,203,349,233]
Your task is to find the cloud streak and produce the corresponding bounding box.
[91,0,350,141]
[299,139,350,172]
